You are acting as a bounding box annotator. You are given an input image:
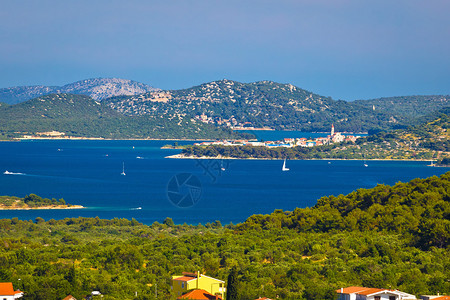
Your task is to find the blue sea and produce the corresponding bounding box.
[0,139,447,225]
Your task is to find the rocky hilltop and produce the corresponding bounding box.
[104,79,398,132]
[0,78,159,104]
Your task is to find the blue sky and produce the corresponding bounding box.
[1,0,449,100]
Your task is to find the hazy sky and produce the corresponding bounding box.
[1,0,449,100]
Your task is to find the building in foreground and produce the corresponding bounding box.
[0,282,23,299]
[172,272,225,299]
[337,286,417,300]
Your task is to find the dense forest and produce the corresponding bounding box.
[0,94,248,140]
[181,114,450,161]
[0,172,448,299]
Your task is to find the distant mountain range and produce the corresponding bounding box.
[0,78,449,137]
[0,78,159,104]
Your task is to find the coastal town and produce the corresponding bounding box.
[194,125,361,148]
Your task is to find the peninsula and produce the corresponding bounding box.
[0,194,83,210]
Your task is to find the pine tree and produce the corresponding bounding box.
[226,267,239,300]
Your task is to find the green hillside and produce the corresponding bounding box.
[0,172,448,299]
[0,94,247,140]
[354,95,450,120]
[104,80,403,132]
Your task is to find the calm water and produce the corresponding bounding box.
[0,139,447,225]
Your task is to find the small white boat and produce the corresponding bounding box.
[136,156,143,159]
[282,159,290,171]
[121,162,126,176]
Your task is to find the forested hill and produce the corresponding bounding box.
[354,95,450,119]
[3,78,449,133]
[0,78,159,104]
[0,93,121,120]
[104,79,401,132]
[238,171,450,249]
[0,93,245,140]
[0,173,448,299]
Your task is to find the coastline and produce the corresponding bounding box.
[2,137,220,142]
[165,153,441,162]
[0,205,85,210]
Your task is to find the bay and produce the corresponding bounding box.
[0,139,447,225]
[242,130,367,141]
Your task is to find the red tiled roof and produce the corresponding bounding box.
[337,286,384,295]
[0,282,15,295]
[431,297,450,300]
[62,295,77,300]
[174,276,197,282]
[357,288,386,295]
[177,289,221,300]
[254,298,273,300]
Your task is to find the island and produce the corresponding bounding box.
[0,194,84,210]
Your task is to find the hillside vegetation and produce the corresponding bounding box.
[3,79,449,134]
[354,95,450,119]
[0,172,448,299]
[0,94,246,140]
[104,80,404,132]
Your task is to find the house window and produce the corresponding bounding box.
[374,297,381,300]
[389,297,396,300]
[181,282,185,289]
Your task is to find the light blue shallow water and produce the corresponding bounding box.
[0,139,447,225]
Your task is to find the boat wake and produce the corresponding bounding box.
[3,170,25,175]
[130,207,142,210]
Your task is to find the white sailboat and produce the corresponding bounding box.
[282,159,289,171]
[121,162,126,176]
